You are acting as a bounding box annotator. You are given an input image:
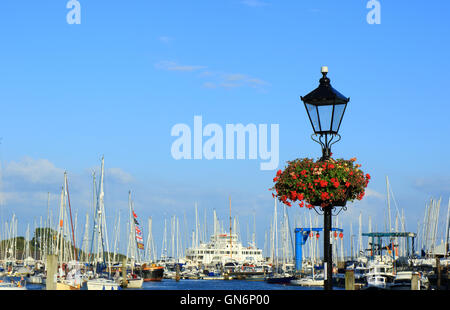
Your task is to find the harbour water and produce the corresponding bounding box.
[19,278,332,290]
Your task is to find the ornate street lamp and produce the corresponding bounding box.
[301,66,350,161]
[300,66,350,290]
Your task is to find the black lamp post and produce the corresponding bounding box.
[300,66,350,290]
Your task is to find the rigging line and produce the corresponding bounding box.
[388,184,406,231]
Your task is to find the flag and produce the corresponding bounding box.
[132,208,140,225]
[135,226,142,235]
[132,208,144,250]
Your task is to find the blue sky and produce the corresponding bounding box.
[0,1,449,257]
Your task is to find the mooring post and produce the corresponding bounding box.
[345,270,355,290]
[175,263,181,282]
[411,273,419,290]
[436,258,441,290]
[46,254,57,290]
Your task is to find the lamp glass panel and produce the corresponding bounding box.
[305,103,320,133]
[317,105,334,133]
[331,103,346,132]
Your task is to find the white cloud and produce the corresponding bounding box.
[3,156,63,185]
[204,72,270,90]
[0,157,136,226]
[242,0,269,7]
[202,82,217,89]
[365,188,385,200]
[224,73,248,81]
[158,36,173,44]
[107,167,134,184]
[155,60,270,91]
[413,177,450,195]
[154,61,207,72]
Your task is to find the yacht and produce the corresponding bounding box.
[389,271,429,290]
[86,277,120,290]
[365,261,394,289]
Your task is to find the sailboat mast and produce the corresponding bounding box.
[444,198,450,258]
[65,172,77,261]
[386,176,392,232]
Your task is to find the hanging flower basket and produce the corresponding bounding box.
[271,157,370,209]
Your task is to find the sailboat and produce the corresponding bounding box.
[86,156,120,290]
[265,199,295,284]
[141,216,164,281]
[55,172,82,290]
[122,191,144,289]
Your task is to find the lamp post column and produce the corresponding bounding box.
[324,206,333,290]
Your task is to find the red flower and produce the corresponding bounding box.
[299,201,304,208]
[366,174,371,180]
[357,191,365,200]
[276,169,282,176]
[300,170,307,176]
[297,193,304,200]
[320,180,328,188]
[290,191,297,200]
[321,192,330,200]
[273,177,278,182]
[345,181,351,188]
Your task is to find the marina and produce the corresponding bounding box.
[0,165,448,291]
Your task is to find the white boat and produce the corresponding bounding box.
[86,278,120,290]
[125,277,143,289]
[291,276,324,287]
[27,274,45,284]
[0,281,26,290]
[389,271,429,290]
[365,261,394,289]
[85,158,120,291]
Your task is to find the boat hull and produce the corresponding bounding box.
[142,266,164,282]
[86,279,120,290]
[265,276,295,284]
[125,278,144,288]
[56,282,80,290]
